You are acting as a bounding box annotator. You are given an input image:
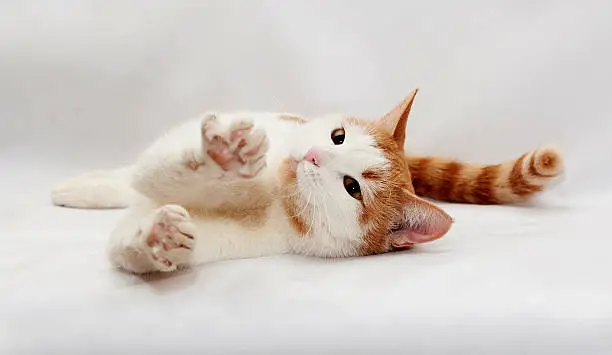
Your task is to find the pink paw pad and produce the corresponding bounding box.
[144,205,196,272]
[201,115,269,179]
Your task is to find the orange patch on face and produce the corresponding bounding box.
[277,158,308,236]
[362,168,384,180]
[342,117,416,255]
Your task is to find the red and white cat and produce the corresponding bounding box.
[52,89,564,274]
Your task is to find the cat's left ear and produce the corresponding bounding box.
[378,88,419,150]
[389,193,453,248]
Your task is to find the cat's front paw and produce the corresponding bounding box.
[142,205,196,272]
[201,114,269,179]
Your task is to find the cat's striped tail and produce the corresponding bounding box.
[406,146,564,204]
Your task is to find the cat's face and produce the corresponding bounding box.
[279,90,453,257]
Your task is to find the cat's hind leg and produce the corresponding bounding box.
[108,202,196,273]
[108,198,291,274]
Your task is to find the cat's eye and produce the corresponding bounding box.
[343,175,362,200]
[331,128,345,145]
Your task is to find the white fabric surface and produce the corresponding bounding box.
[2,1,611,354]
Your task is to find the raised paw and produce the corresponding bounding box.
[143,205,196,272]
[201,114,269,178]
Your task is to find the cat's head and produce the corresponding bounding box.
[279,89,453,257]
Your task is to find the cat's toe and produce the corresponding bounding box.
[229,119,255,142]
[144,205,196,272]
[238,128,268,161]
[201,117,268,178]
[201,113,227,143]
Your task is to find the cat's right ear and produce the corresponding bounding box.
[378,88,419,150]
[389,193,453,248]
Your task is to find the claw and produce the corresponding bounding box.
[202,118,268,179]
[230,127,253,141]
[157,257,173,268]
[243,137,267,157]
[144,205,196,272]
[180,231,194,239]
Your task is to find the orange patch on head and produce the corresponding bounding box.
[345,119,416,255]
[379,88,418,149]
[362,168,385,180]
[343,113,451,255]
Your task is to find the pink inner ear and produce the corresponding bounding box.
[390,197,453,248]
[390,229,448,248]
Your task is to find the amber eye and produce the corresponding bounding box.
[331,128,345,145]
[343,175,362,200]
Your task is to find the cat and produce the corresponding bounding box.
[51,89,564,274]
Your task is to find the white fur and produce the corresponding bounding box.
[288,117,388,256]
[53,112,393,273]
[51,167,135,208]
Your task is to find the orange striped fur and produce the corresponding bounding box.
[279,88,564,257]
[406,146,563,204]
[343,106,454,255]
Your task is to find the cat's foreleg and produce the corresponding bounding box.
[131,114,269,209]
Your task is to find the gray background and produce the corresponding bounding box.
[2,1,611,354]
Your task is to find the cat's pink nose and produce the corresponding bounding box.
[303,148,320,166]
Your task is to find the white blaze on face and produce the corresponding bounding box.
[288,115,390,257]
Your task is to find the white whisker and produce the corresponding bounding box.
[292,191,311,220]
